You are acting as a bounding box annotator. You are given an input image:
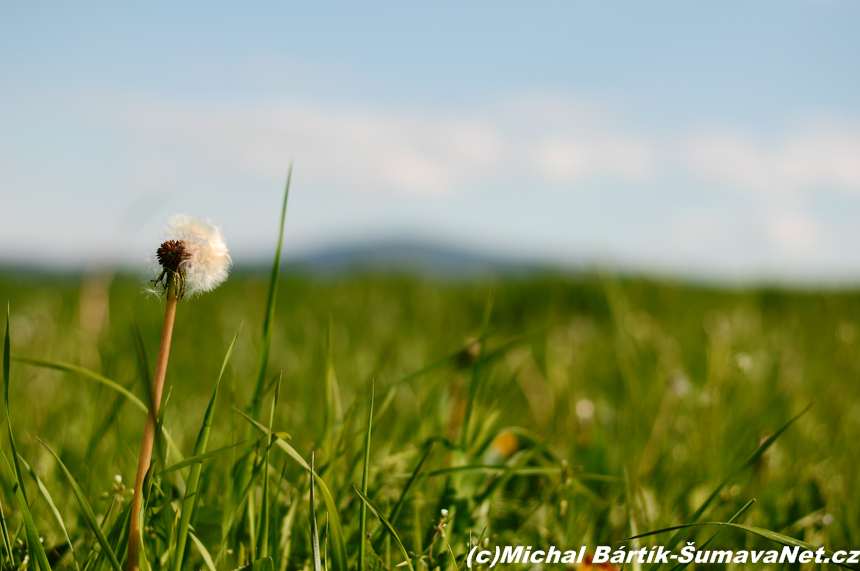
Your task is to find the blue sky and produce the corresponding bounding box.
[2,2,859,281]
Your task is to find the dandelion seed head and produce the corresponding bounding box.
[148,214,231,297]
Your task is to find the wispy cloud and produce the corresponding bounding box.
[103,95,659,196]
[684,120,860,199]
[105,95,860,207]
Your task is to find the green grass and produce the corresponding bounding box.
[0,267,859,569]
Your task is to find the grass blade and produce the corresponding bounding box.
[18,358,140,407]
[3,304,51,571]
[310,453,321,571]
[239,168,290,564]
[353,487,415,571]
[626,520,859,571]
[462,289,494,448]
[188,530,217,571]
[358,381,374,571]
[19,454,80,570]
[258,372,281,558]
[172,324,242,571]
[0,494,13,567]
[16,357,185,461]
[446,543,460,571]
[724,523,860,570]
[215,447,276,565]
[0,449,50,571]
[93,498,132,571]
[669,499,755,571]
[250,165,291,420]
[235,408,348,571]
[38,438,122,571]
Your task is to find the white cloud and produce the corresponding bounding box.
[104,96,659,197]
[110,95,860,206]
[763,209,823,253]
[684,121,860,198]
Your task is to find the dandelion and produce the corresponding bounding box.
[127,215,230,571]
[149,214,231,298]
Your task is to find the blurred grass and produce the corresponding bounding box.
[0,269,858,569]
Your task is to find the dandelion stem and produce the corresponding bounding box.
[127,276,179,571]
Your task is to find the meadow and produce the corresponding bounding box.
[0,264,858,570]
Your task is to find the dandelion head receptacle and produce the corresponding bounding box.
[150,214,231,298]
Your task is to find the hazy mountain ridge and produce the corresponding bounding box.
[277,240,551,276]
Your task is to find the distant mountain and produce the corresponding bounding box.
[277,240,551,277]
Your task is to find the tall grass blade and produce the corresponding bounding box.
[215,447,275,565]
[172,324,242,571]
[188,530,217,571]
[18,358,141,407]
[0,449,50,571]
[234,408,348,571]
[258,372,281,558]
[462,289,494,448]
[241,168,290,567]
[16,358,185,461]
[3,305,51,571]
[0,339,12,568]
[353,487,415,571]
[0,494,13,567]
[251,165,291,419]
[19,454,80,570]
[93,500,131,571]
[446,543,460,571]
[310,453,322,571]
[358,381,374,571]
[38,438,122,571]
[277,481,298,571]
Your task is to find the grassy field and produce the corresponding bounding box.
[0,267,858,570]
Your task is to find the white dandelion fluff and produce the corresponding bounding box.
[149,214,231,298]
